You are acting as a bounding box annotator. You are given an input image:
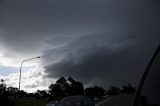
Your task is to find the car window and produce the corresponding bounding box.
[138,50,160,106]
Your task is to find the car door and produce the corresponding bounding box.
[134,45,160,106]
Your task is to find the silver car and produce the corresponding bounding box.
[55,96,95,106]
[46,101,58,106]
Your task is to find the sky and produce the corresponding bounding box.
[0,0,159,92]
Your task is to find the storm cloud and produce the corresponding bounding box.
[42,0,160,87]
[0,0,159,91]
[44,32,159,87]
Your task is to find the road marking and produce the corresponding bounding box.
[96,97,113,106]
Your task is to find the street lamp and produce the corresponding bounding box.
[19,56,40,91]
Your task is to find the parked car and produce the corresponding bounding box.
[93,97,100,102]
[133,45,160,106]
[46,101,58,106]
[55,95,95,106]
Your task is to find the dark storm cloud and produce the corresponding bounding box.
[0,0,128,58]
[0,0,159,88]
[43,0,160,87]
[1,0,157,54]
[0,0,111,54]
[44,31,159,87]
[1,0,128,59]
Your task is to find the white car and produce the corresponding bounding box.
[46,101,58,106]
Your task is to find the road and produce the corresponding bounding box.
[95,94,134,106]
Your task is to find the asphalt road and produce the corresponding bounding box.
[95,94,134,106]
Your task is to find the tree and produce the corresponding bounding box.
[7,87,18,101]
[85,87,95,98]
[0,79,18,106]
[121,84,136,94]
[48,77,85,101]
[19,90,27,97]
[108,86,119,95]
[49,83,64,100]
[85,86,105,99]
[37,90,48,98]
[68,77,84,95]
[56,77,70,96]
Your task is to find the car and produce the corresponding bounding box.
[133,45,160,106]
[46,101,58,106]
[55,95,95,106]
[93,97,100,102]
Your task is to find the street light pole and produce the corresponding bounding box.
[19,56,40,91]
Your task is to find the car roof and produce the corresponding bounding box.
[62,95,87,99]
[49,101,58,104]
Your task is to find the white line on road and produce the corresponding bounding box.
[96,97,113,106]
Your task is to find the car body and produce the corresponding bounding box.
[133,45,160,106]
[93,97,100,102]
[55,95,95,106]
[46,101,58,106]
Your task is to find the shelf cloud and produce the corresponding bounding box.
[0,0,159,91]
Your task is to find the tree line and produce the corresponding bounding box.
[0,77,136,106]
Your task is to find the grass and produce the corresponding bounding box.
[15,97,48,106]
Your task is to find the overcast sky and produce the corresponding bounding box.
[0,0,159,92]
